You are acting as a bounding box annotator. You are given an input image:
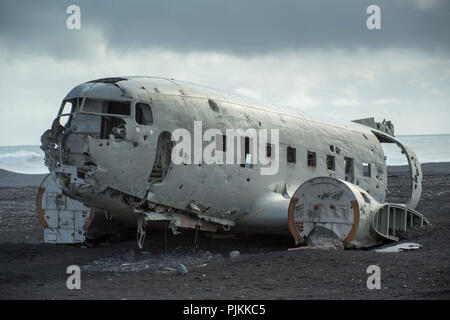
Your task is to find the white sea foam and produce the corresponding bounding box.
[0,146,48,174]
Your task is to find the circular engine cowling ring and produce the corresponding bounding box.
[288,177,379,248]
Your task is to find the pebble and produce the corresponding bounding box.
[176,263,188,275]
[229,250,240,259]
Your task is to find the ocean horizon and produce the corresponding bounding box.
[1,134,449,174]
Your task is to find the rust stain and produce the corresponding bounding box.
[343,200,360,245]
[83,208,96,230]
[36,187,49,228]
[288,197,303,245]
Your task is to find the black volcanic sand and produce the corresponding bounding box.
[0,163,448,299]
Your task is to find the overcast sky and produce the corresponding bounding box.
[0,0,449,146]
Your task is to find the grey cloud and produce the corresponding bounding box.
[0,0,449,59]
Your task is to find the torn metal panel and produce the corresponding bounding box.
[372,129,422,209]
[375,242,422,253]
[86,135,153,198]
[36,171,94,243]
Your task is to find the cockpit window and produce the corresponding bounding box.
[135,102,153,125]
[107,101,131,115]
[59,98,79,126]
[83,99,131,116]
[61,101,74,115]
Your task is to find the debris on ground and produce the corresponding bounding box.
[80,248,216,272]
[176,263,188,275]
[375,242,423,253]
[288,242,344,251]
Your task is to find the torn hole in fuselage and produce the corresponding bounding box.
[149,131,173,183]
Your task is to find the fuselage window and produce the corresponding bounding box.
[240,137,253,168]
[221,135,227,152]
[344,157,354,182]
[215,134,226,152]
[208,99,220,113]
[267,143,272,158]
[326,155,335,171]
[135,102,153,125]
[307,151,316,167]
[363,162,371,177]
[287,146,296,163]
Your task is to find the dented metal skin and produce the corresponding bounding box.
[38,76,426,247]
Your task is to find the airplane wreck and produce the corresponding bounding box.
[36,76,429,249]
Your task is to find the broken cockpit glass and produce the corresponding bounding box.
[82,99,131,140]
[59,98,81,127]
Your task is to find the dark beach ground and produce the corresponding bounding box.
[0,164,448,300]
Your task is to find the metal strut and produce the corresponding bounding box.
[137,215,148,249]
[104,209,113,221]
[194,225,199,249]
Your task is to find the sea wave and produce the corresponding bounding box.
[0,147,49,174]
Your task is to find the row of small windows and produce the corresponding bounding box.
[216,135,372,178]
[286,146,372,178]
